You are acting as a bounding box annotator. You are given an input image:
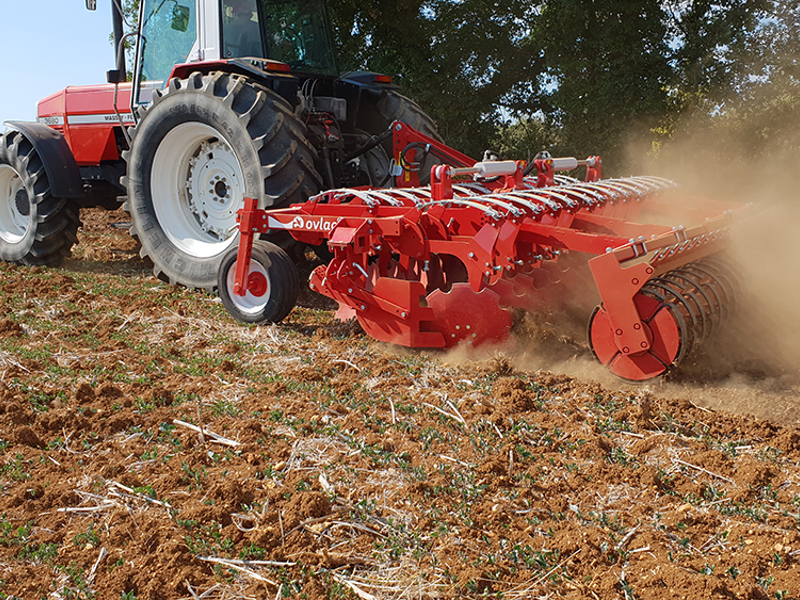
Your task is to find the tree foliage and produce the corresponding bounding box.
[528,0,672,167]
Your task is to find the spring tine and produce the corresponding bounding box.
[602,179,650,196]
[537,190,580,210]
[634,176,678,191]
[578,182,625,200]
[616,176,675,195]
[416,199,503,220]
[591,180,645,199]
[618,178,664,196]
[452,183,492,195]
[512,191,563,213]
[389,189,434,205]
[494,192,544,216]
[346,189,387,207]
[472,195,525,217]
[366,190,410,207]
[568,186,609,206]
[558,188,604,209]
[554,175,580,185]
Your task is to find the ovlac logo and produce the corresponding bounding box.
[268,215,335,232]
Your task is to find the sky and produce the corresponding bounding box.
[0,1,120,122]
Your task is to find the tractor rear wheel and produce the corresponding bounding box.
[357,91,443,182]
[123,71,322,291]
[217,240,299,324]
[0,131,79,266]
[358,91,442,144]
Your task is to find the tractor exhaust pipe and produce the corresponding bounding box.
[112,0,126,76]
[84,0,126,75]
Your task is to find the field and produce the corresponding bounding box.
[0,207,799,600]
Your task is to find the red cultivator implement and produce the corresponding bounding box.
[218,123,743,381]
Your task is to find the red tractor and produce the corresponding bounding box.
[0,0,439,290]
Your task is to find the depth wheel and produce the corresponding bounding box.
[218,240,299,324]
[0,131,79,266]
[123,71,322,291]
[589,292,688,381]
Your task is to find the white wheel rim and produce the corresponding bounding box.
[151,123,246,258]
[226,259,273,315]
[0,164,29,243]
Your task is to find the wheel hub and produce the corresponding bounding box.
[213,179,229,199]
[247,271,268,297]
[186,140,243,240]
[15,188,30,217]
[225,258,272,315]
[0,164,29,243]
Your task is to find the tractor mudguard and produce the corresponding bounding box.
[167,60,301,109]
[3,121,84,199]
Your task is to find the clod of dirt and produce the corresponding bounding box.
[97,382,125,400]
[13,426,45,448]
[0,319,23,338]
[74,382,95,404]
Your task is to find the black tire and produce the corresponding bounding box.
[122,71,322,291]
[357,91,443,183]
[218,240,299,324]
[0,131,80,266]
[357,91,442,144]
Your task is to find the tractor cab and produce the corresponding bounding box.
[132,0,339,108]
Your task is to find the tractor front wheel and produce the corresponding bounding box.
[123,71,321,291]
[0,131,79,266]
[217,240,299,324]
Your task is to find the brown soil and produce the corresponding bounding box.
[0,207,798,600]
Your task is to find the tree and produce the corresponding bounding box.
[491,115,563,163]
[648,0,800,188]
[526,0,672,170]
[664,0,766,101]
[117,0,798,180]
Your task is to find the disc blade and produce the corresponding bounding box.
[426,283,513,348]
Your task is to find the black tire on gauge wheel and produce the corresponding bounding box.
[218,240,299,324]
[0,131,80,266]
[123,71,322,292]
